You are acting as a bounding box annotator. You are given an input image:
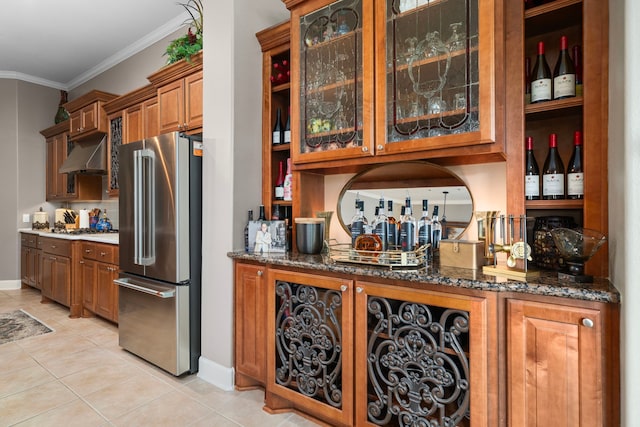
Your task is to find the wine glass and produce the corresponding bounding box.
[447,22,465,52]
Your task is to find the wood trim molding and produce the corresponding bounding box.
[103,84,157,114]
[40,120,69,138]
[256,21,290,52]
[147,51,203,88]
[63,90,118,113]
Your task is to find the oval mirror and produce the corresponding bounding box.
[337,161,474,239]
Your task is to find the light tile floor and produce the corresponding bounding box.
[0,287,320,427]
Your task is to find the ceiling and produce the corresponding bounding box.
[0,0,191,90]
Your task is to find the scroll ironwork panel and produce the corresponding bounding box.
[110,116,122,191]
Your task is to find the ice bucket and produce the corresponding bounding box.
[295,218,324,254]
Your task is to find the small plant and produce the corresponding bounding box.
[165,0,203,64]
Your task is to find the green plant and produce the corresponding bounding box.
[165,0,203,64]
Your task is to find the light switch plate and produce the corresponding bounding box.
[22,213,30,223]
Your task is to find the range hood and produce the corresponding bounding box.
[58,134,107,174]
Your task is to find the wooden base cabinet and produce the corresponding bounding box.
[80,242,119,323]
[20,233,41,289]
[507,298,619,427]
[265,269,354,427]
[234,262,268,389]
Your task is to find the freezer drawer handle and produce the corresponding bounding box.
[114,279,175,298]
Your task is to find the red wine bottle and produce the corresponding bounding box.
[542,133,565,200]
[553,36,576,99]
[283,107,291,144]
[567,131,584,199]
[274,161,285,200]
[272,107,283,145]
[572,45,583,97]
[524,57,532,104]
[524,136,540,200]
[531,42,552,103]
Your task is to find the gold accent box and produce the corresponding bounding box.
[439,239,485,270]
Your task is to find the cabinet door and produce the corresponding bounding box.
[266,268,353,426]
[107,114,122,197]
[41,255,54,299]
[52,256,71,307]
[69,110,82,138]
[234,262,267,388]
[20,245,29,285]
[508,299,602,427]
[142,97,159,138]
[95,263,118,322]
[375,0,498,156]
[45,138,56,200]
[185,71,203,130]
[81,103,98,133]
[355,281,489,426]
[124,104,143,144]
[158,79,184,133]
[35,249,42,290]
[80,259,97,311]
[291,0,375,164]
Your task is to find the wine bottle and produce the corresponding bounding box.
[553,36,576,99]
[524,57,532,105]
[387,200,398,249]
[274,161,284,200]
[542,133,565,200]
[525,136,541,200]
[258,205,266,221]
[567,131,584,199]
[572,45,583,97]
[400,197,416,252]
[283,107,291,144]
[244,210,253,252]
[283,158,293,201]
[373,198,389,251]
[418,199,432,248]
[272,107,283,145]
[271,203,281,220]
[431,205,442,251]
[531,41,552,103]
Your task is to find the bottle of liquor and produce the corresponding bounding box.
[531,41,552,103]
[272,107,283,145]
[553,36,576,99]
[524,57,532,104]
[283,107,291,144]
[431,205,442,251]
[258,205,266,221]
[350,199,365,248]
[572,45,583,97]
[400,197,416,252]
[244,209,253,252]
[542,133,565,200]
[373,198,389,251]
[525,136,541,200]
[387,200,398,249]
[567,131,584,199]
[418,199,432,248]
[274,161,285,200]
[283,158,293,201]
[271,203,281,220]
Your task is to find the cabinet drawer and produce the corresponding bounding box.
[21,233,39,248]
[40,237,71,257]
[82,242,118,264]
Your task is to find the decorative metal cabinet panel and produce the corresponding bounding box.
[266,269,354,426]
[375,0,498,156]
[355,281,489,426]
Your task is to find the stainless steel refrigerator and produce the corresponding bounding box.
[115,132,202,376]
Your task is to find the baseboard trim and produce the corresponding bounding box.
[0,280,21,290]
[197,356,235,391]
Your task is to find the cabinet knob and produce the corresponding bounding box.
[79,260,84,264]
[356,287,363,293]
[362,146,369,152]
[582,318,594,328]
[377,145,384,151]
[257,270,263,277]
[51,245,56,249]
[340,284,348,292]
[100,252,107,257]
[85,249,92,253]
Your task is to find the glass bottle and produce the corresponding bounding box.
[244,209,253,252]
[272,107,283,145]
[418,199,432,248]
[525,136,541,200]
[400,197,416,252]
[373,198,389,251]
[524,57,532,105]
[258,205,266,221]
[542,133,565,200]
[572,45,583,97]
[274,161,284,200]
[350,199,365,248]
[283,158,293,201]
[567,131,584,199]
[431,206,442,251]
[531,41,552,103]
[553,35,576,99]
[387,200,398,249]
[283,107,291,144]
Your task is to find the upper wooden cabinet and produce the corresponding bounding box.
[64,90,118,140]
[505,0,609,277]
[285,0,504,168]
[148,51,203,134]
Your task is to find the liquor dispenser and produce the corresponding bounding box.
[475,210,499,264]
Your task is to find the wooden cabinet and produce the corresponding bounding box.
[505,0,609,277]
[265,268,354,426]
[79,241,119,323]
[234,262,267,388]
[284,0,504,168]
[507,297,619,426]
[148,51,203,134]
[40,237,72,308]
[64,90,118,140]
[106,112,123,197]
[355,281,493,426]
[20,233,40,289]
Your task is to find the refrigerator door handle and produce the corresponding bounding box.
[134,148,156,266]
[114,278,175,298]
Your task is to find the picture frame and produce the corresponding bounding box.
[248,220,287,254]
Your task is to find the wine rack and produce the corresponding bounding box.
[506,0,609,277]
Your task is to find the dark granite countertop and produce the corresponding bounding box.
[227,251,619,304]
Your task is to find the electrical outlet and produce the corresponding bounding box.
[22,213,30,223]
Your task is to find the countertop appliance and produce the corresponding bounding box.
[115,132,202,376]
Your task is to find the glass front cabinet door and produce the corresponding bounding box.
[288,0,500,164]
[376,0,498,156]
